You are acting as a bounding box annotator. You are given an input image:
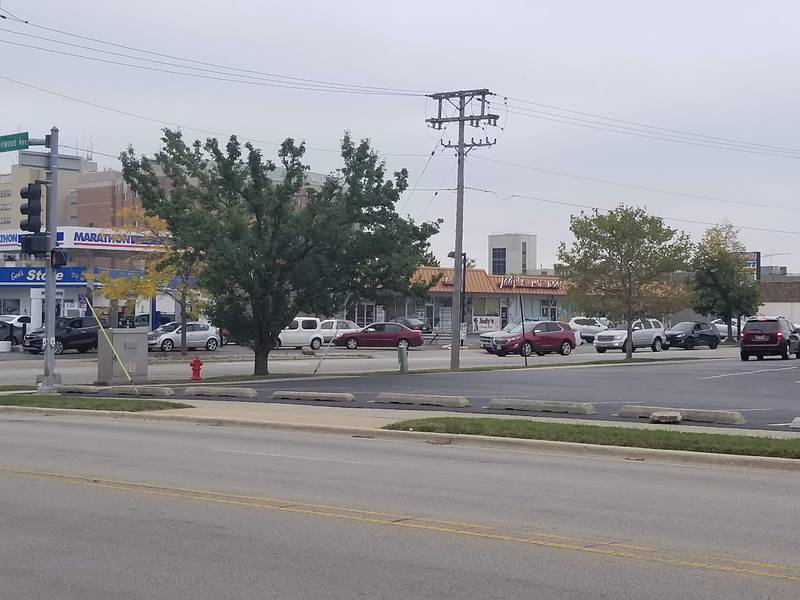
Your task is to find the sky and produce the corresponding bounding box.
[2,0,800,271]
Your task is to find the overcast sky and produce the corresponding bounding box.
[3,0,800,270]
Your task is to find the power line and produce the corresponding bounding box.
[502,94,800,155]
[419,163,458,218]
[473,155,800,212]
[461,186,800,236]
[399,127,449,213]
[0,10,428,95]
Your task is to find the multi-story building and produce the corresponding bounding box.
[487,233,537,275]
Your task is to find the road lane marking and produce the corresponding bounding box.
[700,366,798,380]
[212,448,366,465]
[0,466,798,583]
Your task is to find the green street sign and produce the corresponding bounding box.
[0,132,29,153]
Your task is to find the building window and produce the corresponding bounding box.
[521,242,527,274]
[540,299,557,320]
[491,247,507,275]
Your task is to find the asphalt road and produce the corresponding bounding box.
[153,357,800,430]
[1,415,798,599]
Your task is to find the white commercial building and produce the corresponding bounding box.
[487,233,537,275]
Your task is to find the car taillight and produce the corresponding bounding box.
[777,331,783,338]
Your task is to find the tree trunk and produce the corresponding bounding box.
[625,319,634,361]
[179,288,188,356]
[727,321,733,341]
[109,300,119,328]
[254,342,270,375]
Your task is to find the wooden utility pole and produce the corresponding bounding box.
[426,89,498,369]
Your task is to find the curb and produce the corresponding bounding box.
[487,398,596,415]
[184,386,257,399]
[374,392,470,408]
[1,405,798,472]
[272,390,355,402]
[621,405,746,425]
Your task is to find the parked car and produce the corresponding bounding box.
[277,317,324,350]
[487,321,577,357]
[480,319,542,353]
[711,318,740,340]
[390,317,433,334]
[740,317,800,361]
[319,319,360,343]
[567,316,607,343]
[23,316,108,355]
[594,318,666,353]
[0,314,31,345]
[664,321,720,349]
[147,321,220,352]
[334,322,423,349]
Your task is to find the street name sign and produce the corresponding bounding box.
[18,150,82,172]
[0,132,28,153]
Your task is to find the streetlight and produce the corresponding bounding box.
[448,251,466,346]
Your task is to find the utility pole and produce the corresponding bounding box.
[41,126,60,392]
[426,90,498,369]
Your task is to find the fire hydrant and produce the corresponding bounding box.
[190,357,203,381]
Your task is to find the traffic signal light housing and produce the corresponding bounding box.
[51,249,67,268]
[19,234,48,256]
[19,182,43,233]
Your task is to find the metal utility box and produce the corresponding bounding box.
[96,328,149,385]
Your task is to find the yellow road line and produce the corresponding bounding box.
[1,466,798,583]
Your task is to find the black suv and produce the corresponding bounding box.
[664,321,720,349]
[740,317,800,361]
[23,316,108,355]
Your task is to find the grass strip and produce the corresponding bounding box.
[0,394,191,412]
[0,385,36,392]
[385,417,800,459]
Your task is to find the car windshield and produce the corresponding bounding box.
[744,320,779,333]
[608,323,630,331]
[153,323,180,334]
[671,322,695,331]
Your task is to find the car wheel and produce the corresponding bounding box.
[397,338,410,349]
[496,350,508,357]
[206,338,218,351]
[595,347,607,353]
[274,339,281,349]
[161,339,174,352]
[559,341,572,356]
[221,334,229,346]
[346,338,358,350]
[740,351,749,361]
[535,351,546,356]
[709,339,719,350]
[584,336,594,344]
[520,341,533,357]
[310,337,323,350]
[484,348,494,354]
[781,344,790,360]
[77,347,89,354]
[54,339,65,355]
[651,338,662,353]
[662,344,670,350]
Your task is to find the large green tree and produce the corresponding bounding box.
[691,223,761,339]
[557,205,692,359]
[121,129,439,374]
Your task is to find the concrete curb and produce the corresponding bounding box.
[115,386,176,397]
[791,417,800,430]
[487,398,597,415]
[621,405,746,425]
[272,390,354,402]
[650,411,682,424]
[55,385,103,395]
[0,405,797,472]
[374,392,470,408]
[184,386,257,399]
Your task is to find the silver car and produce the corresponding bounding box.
[594,318,666,353]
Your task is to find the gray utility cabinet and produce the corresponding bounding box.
[96,328,149,385]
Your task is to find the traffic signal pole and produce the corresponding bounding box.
[40,126,60,392]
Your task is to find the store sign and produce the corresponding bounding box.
[0,267,86,286]
[0,227,162,251]
[498,276,561,289]
[0,230,64,249]
[473,315,500,332]
[734,251,761,281]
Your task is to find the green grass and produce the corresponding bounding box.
[0,384,36,392]
[0,394,191,411]
[385,417,800,459]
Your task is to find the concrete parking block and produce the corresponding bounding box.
[649,411,682,424]
[374,392,470,408]
[487,398,596,415]
[622,405,745,425]
[116,386,176,397]
[791,418,800,430]
[184,386,257,399]
[55,385,104,395]
[272,390,355,402]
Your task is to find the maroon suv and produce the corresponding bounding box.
[489,321,576,357]
[740,317,800,361]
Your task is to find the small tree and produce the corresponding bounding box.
[691,223,761,339]
[557,205,692,359]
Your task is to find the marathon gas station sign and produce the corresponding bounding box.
[0,227,163,252]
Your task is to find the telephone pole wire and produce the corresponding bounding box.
[426,89,498,369]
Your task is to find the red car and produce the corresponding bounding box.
[488,321,576,357]
[334,322,423,349]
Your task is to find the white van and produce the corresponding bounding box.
[277,317,324,350]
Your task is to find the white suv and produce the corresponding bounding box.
[278,317,324,350]
[148,322,221,352]
[594,318,666,353]
[567,317,607,343]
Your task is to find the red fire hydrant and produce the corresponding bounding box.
[190,357,203,381]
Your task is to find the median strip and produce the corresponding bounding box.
[621,405,746,425]
[385,417,800,459]
[374,392,470,408]
[487,398,596,415]
[184,386,258,399]
[272,390,354,402]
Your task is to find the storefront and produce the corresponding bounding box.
[405,267,571,333]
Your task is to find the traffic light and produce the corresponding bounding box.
[19,182,42,233]
[51,249,67,268]
[19,234,48,255]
